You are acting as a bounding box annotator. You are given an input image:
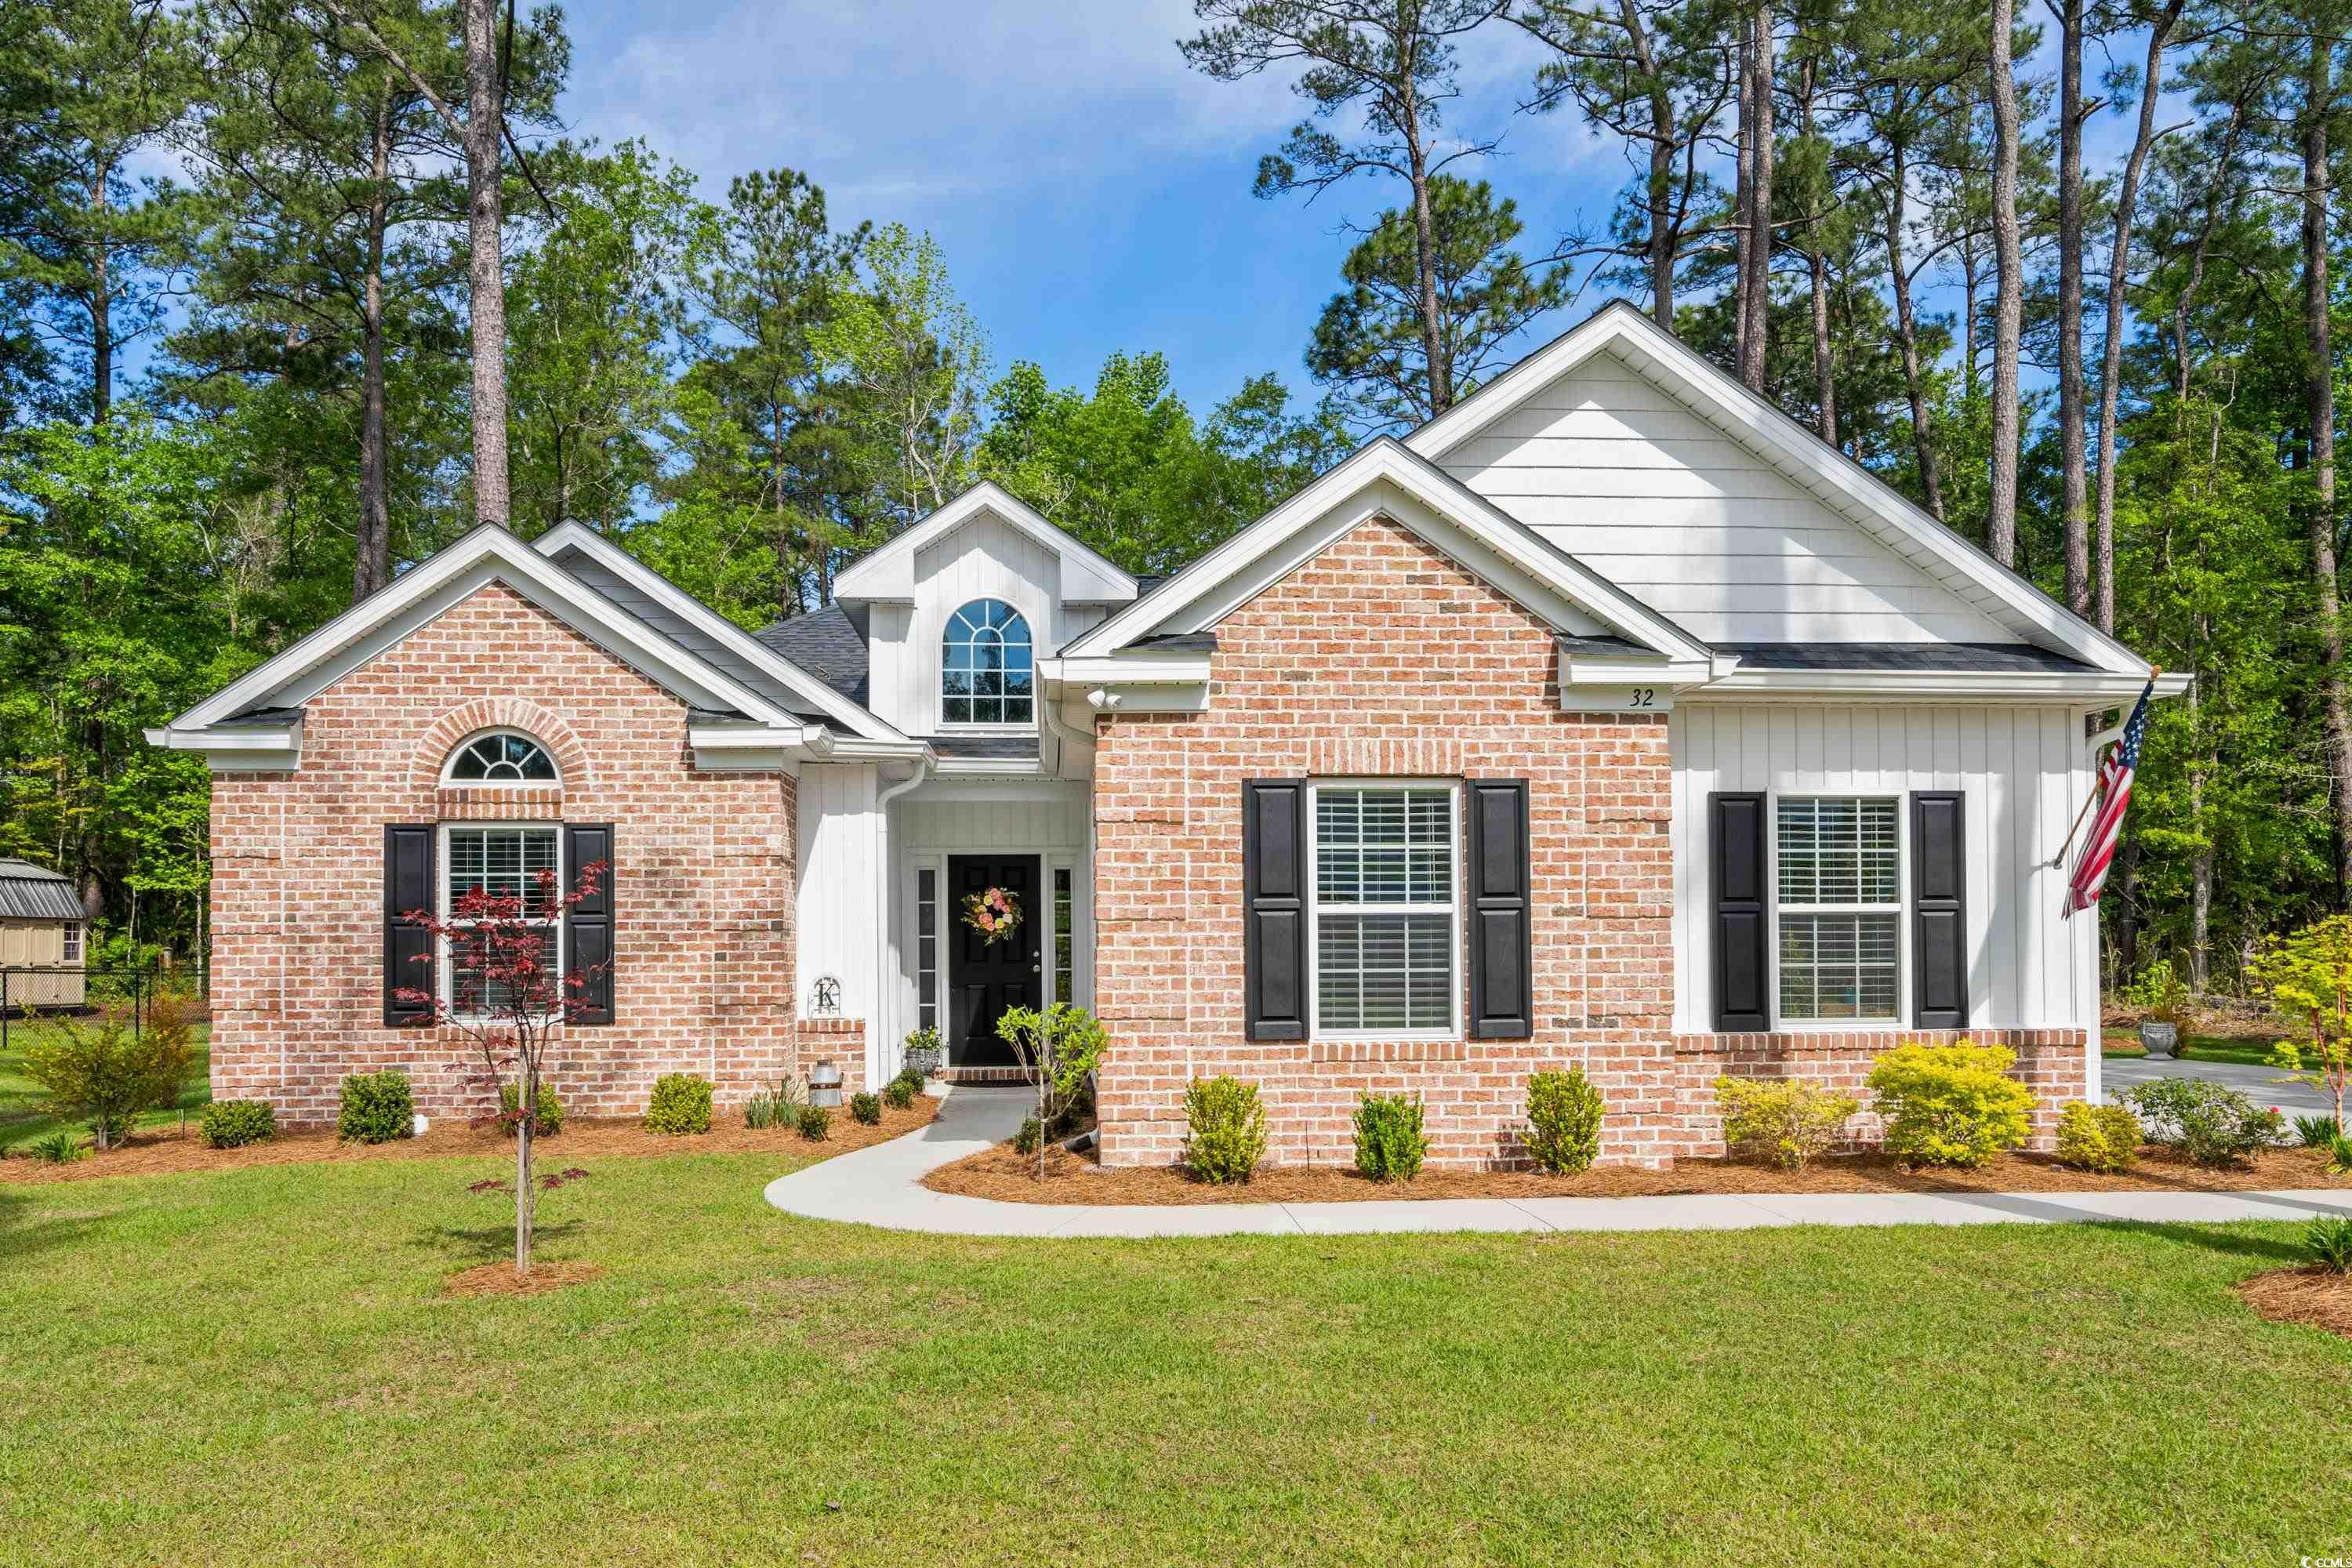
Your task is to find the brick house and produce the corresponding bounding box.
[151,303,2182,1162]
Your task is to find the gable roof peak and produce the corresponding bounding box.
[831,481,1138,604]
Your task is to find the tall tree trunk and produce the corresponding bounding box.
[354,81,394,604]
[1809,249,1835,443]
[1402,70,1450,417]
[2302,26,2352,902]
[462,0,510,528]
[1986,0,2024,566]
[2113,835,2142,982]
[2057,0,2090,615]
[1884,145,1946,521]
[1962,241,1983,399]
[89,158,111,425]
[1737,1,1774,392]
[516,1073,535,1278]
[1621,0,1677,326]
[2092,0,2186,634]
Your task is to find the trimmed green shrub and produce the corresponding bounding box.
[1351,1093,1428,1182]
[2055,1102,2142,1174]
[644,1073,713,1135]
[1013,1116,1044,1156]
[201,1099,278,1149]
[882,1077,916,1111]
[337,1070,415,1144]
[1866,1041,2037,1168]
[1713,1076,1859,1171]
[1183,1076,1267,1185]
[1525,1068,1605,1174]
[2118,1077,2288,1167]
[891,1065,926,1094]
[25,1130,85,1164]
[2307,1216,2352,1273]
[849,1091,881,1126]
[795,1103,831,1141]
[497,1080,564,1137]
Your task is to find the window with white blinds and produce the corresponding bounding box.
[1775,797,1900,1022]
[1310,785,1457,1034]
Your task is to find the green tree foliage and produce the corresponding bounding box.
[980,351,1348,574]
[1306,175,1566,431]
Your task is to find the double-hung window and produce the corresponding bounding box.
[445,824,561,1015]
[1311,784,1457,1035]
[1775,797,1900,1022]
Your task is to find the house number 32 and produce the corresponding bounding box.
[1628,687,1656,707]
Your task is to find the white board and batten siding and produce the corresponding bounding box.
[1436,353,2017,645]
[796,763,881,1058]
[862,511,1110,737]
[1668,703,2100,1036]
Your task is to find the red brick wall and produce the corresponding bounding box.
[1089,516,2086,1169]
[1091,516,1681,1168]
[209,582,831,1127]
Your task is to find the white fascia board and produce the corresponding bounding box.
[169,526,795,731]
[535,521,909,744]
[1059,441,1709,665]
[1082,684,1209,714]
[143,722,301,771]
[1561,652,1715,688]
[688,720,834,773]
[831,481,1136,604]
[1040,653,1214,688]
[931,756,1047,778]
[1406,303,2153,676]
[1697,669,2195,702]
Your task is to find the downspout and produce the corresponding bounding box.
[872,752,932,1087]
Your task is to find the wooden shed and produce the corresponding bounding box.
[0,858,87,1010]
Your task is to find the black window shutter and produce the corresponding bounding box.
[564,823,615,1025]
[1710,793,1769,1032]
[383,825,435,1028]
[1243,781,1307,1041]
[1911,792,1969,1029]
[1466,779,1534,1038]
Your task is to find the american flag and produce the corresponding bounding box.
[2065,681,2154,916]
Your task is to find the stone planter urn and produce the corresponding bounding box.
[2138,1020,2179,1060]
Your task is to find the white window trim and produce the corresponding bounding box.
[440,729,561,786]
[438,821,564,1022]
[1767,793,1907,1029]
[937,598,1038,734]
[60,923,81,963]
[1305,779,1465,1042]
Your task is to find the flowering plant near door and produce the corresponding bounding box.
[961,884,1022,946]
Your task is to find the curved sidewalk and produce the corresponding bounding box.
[763,1085,2352,1240]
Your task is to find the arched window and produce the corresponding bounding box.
[443,731,559,783]
[942,599,1033,725]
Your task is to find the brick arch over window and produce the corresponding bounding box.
[409,699,593,796]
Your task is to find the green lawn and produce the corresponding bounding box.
[0,1017,211,1151]
[2,1148,2347,1564]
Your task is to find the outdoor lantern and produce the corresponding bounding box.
[809,1058,843,1108]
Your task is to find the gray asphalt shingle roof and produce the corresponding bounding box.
[753,604,869,706]
[1714,642,2096,673]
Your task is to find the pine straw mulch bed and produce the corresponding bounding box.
[443,1261,608,1299]
[0,1094,941,1185]
[2238,1267,2352,1340]
[924,1138,2352,1206]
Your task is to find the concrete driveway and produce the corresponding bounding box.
[2102,1051,2338,1119]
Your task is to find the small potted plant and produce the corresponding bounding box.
[2130,958,2190,1059]
[902,1025,942,1080]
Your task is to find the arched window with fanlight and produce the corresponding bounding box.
[442,731,559,784]
[941,599,1033,725]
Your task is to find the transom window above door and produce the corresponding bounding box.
[942,598,1033,726]
[444,731,558,783]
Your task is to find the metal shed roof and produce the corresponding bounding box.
[0,859,84,922]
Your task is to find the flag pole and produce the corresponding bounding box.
[2048,665,2161,870]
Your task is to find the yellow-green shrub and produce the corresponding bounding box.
[2055,1102,2142,1173]
[1712,1076,1860,1170]
[1865,1040,2037,1168]
[644,1073,713,1134]
[1183,1076,1267,1184]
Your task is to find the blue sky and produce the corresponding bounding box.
[558,0,1632,416]
[552,3,2165,421]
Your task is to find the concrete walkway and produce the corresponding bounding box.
[764,1086,2352,1239]
[2102,1051,2337,1117]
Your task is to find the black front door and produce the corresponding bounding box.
[948,855,1042,1068]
